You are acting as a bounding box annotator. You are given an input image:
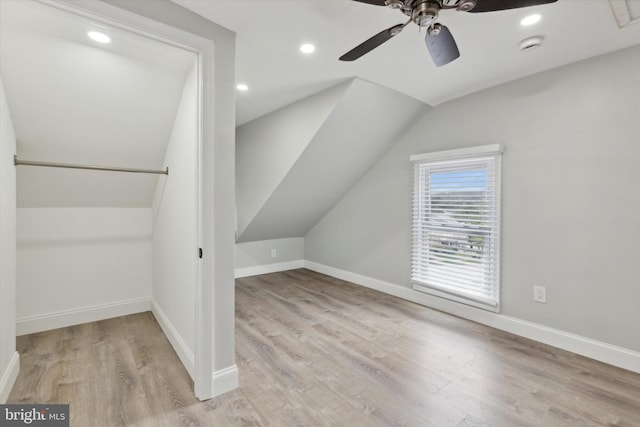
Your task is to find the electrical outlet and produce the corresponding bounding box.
[271,249,277,258]
[533,286,546,303]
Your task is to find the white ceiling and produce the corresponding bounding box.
[0,0,196,207]
[174,0,640,125]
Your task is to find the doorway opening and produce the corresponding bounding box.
[0,0,214,399]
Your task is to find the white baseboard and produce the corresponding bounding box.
[150,301,237,397]
[151,299,194,379]
[211,364,238,398]
[16,298,152,336]
[304,260,640,374]
[0,351,20,403]
[235,259,305,279]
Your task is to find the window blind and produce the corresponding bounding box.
[411,149,501,311]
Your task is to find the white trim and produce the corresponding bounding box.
[0,352,19,403]
[304,260,640,374]
[211,365,238,398]
[194,44,207,401]
[151,299,195,379]
[40,0,205,53]
[196,38,215,401]
[413,282,498,311]
[16,298,151,336]
[410,144,502,162]
[235,260,305,279]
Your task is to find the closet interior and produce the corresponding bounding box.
[1,0,200,380]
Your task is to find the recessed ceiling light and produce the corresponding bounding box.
[300,43,316,54]
[88,31,111,44]
[520,14,541,26]
[236,83,249,91]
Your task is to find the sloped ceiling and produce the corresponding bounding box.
[236,81,352,236]
[236,78,428,242]
[0,0,195,207]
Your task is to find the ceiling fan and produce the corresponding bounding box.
[339,0,558,66]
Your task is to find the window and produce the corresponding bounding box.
[410,145,502,311]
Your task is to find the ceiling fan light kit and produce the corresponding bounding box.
[341,0,557,66]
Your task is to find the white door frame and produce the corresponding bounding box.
[40,0,216,399]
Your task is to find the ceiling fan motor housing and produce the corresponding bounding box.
[402,0,477,15]
[411,1,440,27]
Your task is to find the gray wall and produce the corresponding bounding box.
[17,208,152,331]
[152,63,198,370]
[306,46,640,352]
[235,238,304,269]
[0,77,17,402]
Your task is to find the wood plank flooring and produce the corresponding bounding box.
[9,268,640,426]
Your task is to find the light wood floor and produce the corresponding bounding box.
[9,268,640,426]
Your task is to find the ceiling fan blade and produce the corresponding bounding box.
[339,24,404,61]
[352,0,388,5]
[468,0,558,13]
[425,25,460,67]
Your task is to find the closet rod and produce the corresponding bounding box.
[14,155,168,175]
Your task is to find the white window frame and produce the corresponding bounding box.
[410,144,502,312]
